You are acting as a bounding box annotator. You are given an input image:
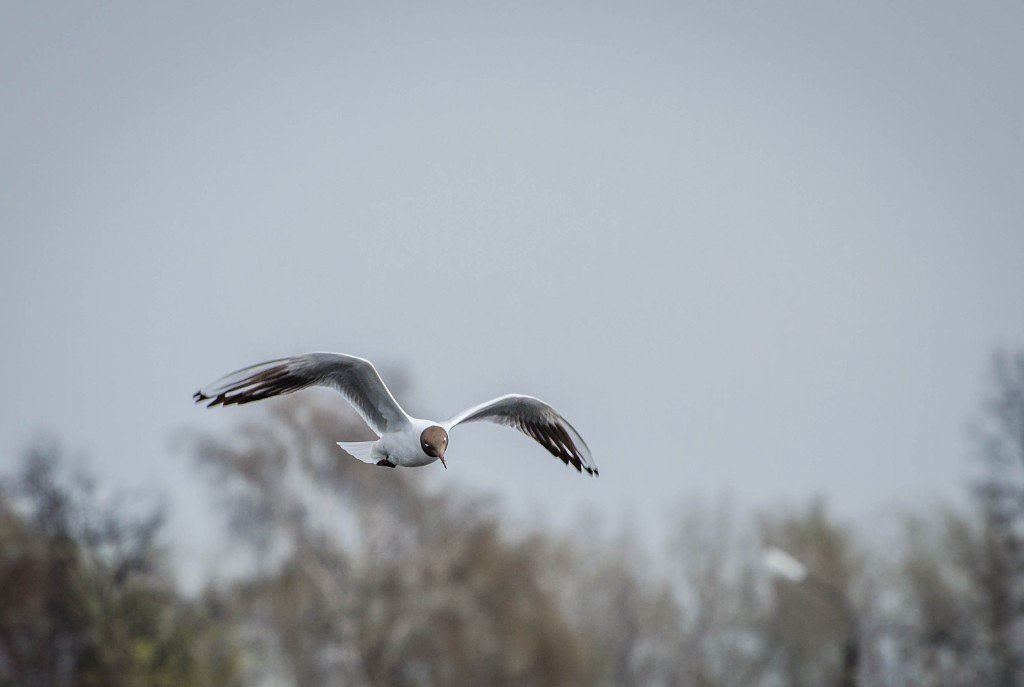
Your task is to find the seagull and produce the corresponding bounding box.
[193,352,597,475]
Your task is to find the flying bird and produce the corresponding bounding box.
[193,353,597,475]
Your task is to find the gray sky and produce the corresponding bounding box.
[3,1,1023,575]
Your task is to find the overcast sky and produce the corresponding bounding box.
[3,1,1023,577]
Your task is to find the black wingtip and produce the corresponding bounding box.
[194,389,223,408]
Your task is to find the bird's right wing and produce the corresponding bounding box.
[194,352,410,435]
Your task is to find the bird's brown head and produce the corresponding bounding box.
[420,425,449,467]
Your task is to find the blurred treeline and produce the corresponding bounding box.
[2,352,1024,687]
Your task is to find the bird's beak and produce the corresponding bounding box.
[438,453,447,469]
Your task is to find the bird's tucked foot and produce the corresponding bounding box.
[376,458,396,468]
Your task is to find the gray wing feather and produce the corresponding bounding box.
[194,353,409,435]
[445,394,597,476]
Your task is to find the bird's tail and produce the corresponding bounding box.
[336,441,379,464]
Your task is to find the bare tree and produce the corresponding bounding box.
[759,500,863,687]
[556,530,686,687]
[970,350,1024,686]
[670,500,771,687]
[879,509,1001,687]
[192,398,584,686]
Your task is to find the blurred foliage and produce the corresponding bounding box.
[0,443,240,687]
[2,349,1024,686]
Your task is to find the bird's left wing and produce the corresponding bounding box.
[444,394,597,475]
[194,352,409,435]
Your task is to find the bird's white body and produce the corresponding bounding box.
[367,418,440,468]
[195,353,598,476]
